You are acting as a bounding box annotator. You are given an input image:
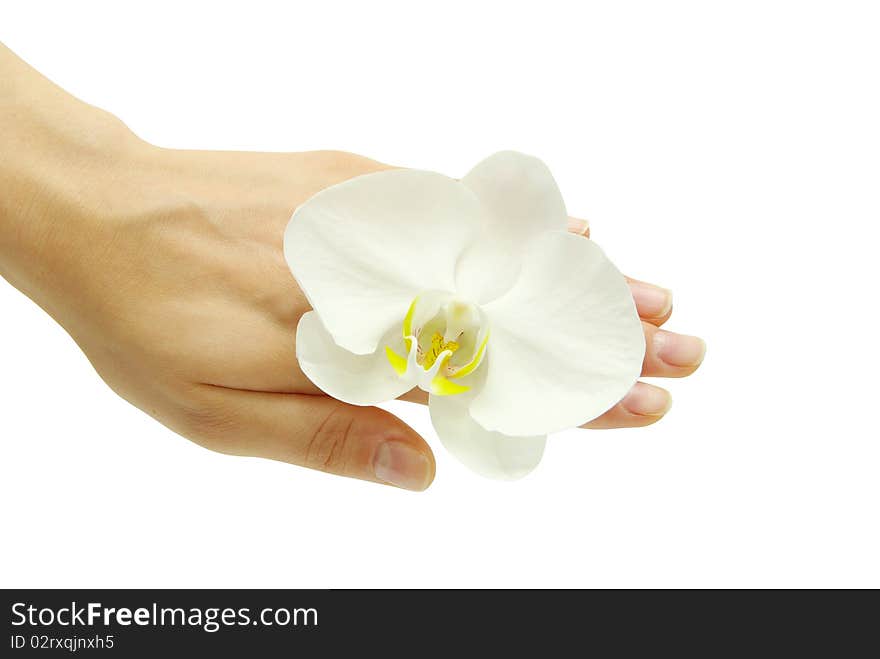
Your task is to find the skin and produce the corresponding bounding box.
[0,44,705,491]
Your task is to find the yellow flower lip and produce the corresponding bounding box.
[385,293,489,396]
[384,345,408,376]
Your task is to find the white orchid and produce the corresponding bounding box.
[284,151,645,479]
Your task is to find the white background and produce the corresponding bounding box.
[1,1,878,588]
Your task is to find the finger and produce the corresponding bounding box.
[582,381,672,429]
[399,388,428,404]
[400,380,672,430]
[567,216,590,238]
[180,386,435,491]
[641,322,706,377]
[400,322,706,406]
[627,277,673,326]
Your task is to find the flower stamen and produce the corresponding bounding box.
[423,332,459,370]
[385,293,488,396]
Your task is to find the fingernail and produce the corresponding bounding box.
[654,331,706,368]
[621,384,672,416]
[567,217,590,236]
[629,281,672,319]
[373,441,431,491]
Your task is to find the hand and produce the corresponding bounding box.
[0,45,704,491]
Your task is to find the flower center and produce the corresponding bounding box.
[385,292,489,396]
[422,332,459,370]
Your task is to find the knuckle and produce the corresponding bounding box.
[303,408,356,474]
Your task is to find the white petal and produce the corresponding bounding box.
[473,232,645,436]
[285,170,483,355]
[429,391,545,480]
[296,311,412,406]
[462,151,567,233]
[455,151,568,303]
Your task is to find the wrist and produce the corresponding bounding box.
[0,45,156,315]
[0,115,150,301]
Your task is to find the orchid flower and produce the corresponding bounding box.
[284,151,645,479]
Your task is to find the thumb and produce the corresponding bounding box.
[178,387,436,491]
